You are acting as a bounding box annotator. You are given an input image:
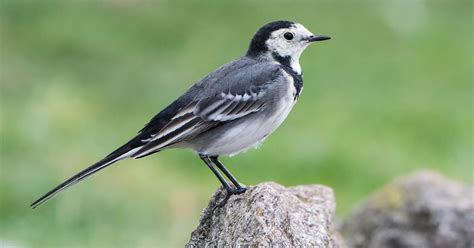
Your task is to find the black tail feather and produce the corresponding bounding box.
[30,150,131,209]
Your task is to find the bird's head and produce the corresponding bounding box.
[246,20,330,73]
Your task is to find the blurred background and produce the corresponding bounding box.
[0,0,472,247]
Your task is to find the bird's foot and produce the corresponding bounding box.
[228,185,247,194]
[210,185,247,214]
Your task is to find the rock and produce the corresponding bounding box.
[186,182,345,247]
[340,170,474,248]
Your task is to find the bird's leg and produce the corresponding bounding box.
[210,156,247,194]
[199,154,234,192]
[199,154,236,212]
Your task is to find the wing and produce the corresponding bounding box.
[130,57,283,158]
[196,85,267,121]
[130,84,268,158]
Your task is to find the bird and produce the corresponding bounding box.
[31,20,330,209]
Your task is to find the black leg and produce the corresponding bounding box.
[199,154,234,193]
[210,156,247,194]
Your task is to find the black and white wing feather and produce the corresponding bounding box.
[131,85,268,158]
[196,86,266,122]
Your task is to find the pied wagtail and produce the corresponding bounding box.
[31,20,330,208]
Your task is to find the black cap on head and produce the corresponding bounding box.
[246,20,295,57]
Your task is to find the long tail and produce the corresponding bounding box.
[30,146,139,209]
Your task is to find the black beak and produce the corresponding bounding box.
[307,35,331,42]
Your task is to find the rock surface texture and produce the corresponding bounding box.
[341,170,474,248]
[186,182,345,247]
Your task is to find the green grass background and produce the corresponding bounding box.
[1,0,472,247]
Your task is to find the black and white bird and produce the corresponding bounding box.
[31,20,330,208]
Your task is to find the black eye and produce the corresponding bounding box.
[284,32,294,40]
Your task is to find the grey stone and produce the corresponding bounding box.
[186,182,345,248]
[341,170,474,248]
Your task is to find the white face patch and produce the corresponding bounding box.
[265,23,315,74]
